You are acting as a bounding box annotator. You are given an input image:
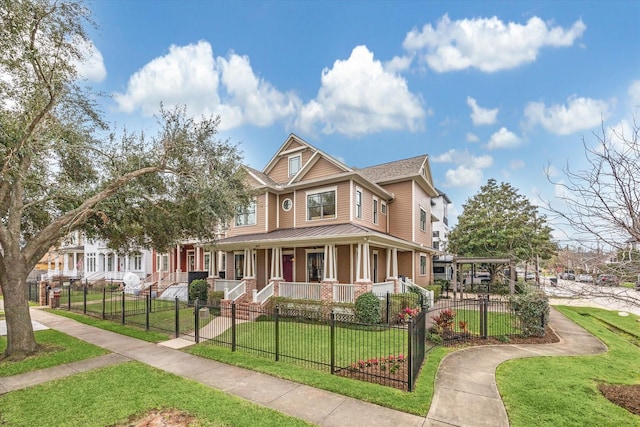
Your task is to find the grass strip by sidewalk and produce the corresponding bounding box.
[0,362,313,427]
[44,309,172,343]
[0,329,108,376]
[497,306,640,427]
[186,342,451,415]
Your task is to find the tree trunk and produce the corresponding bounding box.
[0,268,38,361]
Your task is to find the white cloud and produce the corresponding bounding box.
[384,55,414,73]
[403,15,586,73]
[466,132,479,143]
[510,159,525,170]
[445,165,484,188]
[114,41,299,130]
[486,127,521,149]
[524,96,610,135]
[72,38,107,82]
[296,45,426,137]
[432,149,493,188]
[467,96,498,125]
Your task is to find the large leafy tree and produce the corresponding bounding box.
[448,179,556,281]
[0,0,252,360]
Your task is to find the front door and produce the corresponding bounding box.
[307,252,324,283]
[283,254,294,282]
[234,253,244,280]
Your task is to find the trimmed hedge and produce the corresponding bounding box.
[509,289,550,337]
[189,279,209,303]
[355,292,382,324]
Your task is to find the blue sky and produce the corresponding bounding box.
[79,0,640,242]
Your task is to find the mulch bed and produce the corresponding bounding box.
[598,384,640,416]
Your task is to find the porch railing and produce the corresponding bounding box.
[279,282,322,300]
[333,283,355,303]
[214,279,241,292]
[159,271,188,290]
[403,279,434,308]
[253,281,274,304]
[225,280,246,301]
[372,281,395,295]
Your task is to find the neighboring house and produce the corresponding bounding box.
[42,231,153,283]
[153,134,439,304]
[431,189,453,281]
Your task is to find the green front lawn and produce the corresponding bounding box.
[497,306,640,426]
[0,329,108,376]
[0,362,312,427]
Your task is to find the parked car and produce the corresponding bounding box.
[595,274,619,286]
[525,272,536,281]
[563,271,576,280]
[576,274,593,283]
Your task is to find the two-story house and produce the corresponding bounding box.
[151,134,439,304]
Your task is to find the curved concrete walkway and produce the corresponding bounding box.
[424,307,608,426]
[0,304,608,426]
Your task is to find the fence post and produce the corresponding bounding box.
[83,284,87,314]
[386,292,391,324]
[274,305,280,362]
[175,296,180,338]
[330,310,336,374]
[67,284,71,310]
[121,291,125,325]
[145,293,150,331]
[102,287,106,319]
[231,302,237,352]
[408,318,414,391]
[482,295,489,338]
[195,298,200,344]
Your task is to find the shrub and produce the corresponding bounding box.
[510,289,550,337]
[189,279,209,303]
[207,290,224,306]
[426,285,441,301]
[354,292,382,324]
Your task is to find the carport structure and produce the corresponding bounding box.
[451,256,516,300]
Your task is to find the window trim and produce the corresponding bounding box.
[288,154,302,177]
[419,207,427,232]
[420,254,427,276]
[373,197,378,224]
[355,188,362,219]
[381,201,387,215]
[305,186,337,221]
[235,199,257,227]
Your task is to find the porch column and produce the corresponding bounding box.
[73,252,78,275]
[176,244,181,272]
[323,244,337,281]
[244,248,256,278]
[356,242,371,282]
[114,253,119,273]
[217,251,224,277]
[270,247,282,279]
[125,254,130,272]
[196,247,201,270]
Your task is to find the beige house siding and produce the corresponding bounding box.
[267,192,278,232]
[295,181,351,226]
[414,182,432,247]
[352,183,387,233]
[268,156,291,184]
[384,182,413,242]
[256,250,267,289]
[300,157,345,182]
[397,251,413,281]
[413,252,431,287]
[278,192,295,229]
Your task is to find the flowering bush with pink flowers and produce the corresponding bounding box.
[398,307,420,323]
[349,354,406,374]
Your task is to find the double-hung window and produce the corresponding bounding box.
[355,189,362,219]
[420,207,427,232]
[289,155,301,177]
[307,189,336,220]
[236,200,256,226]
[373,198,378,224]
[420,255,427,275]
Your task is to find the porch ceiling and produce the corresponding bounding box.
[212,223,433,253]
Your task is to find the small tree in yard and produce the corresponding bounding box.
[448,179,557,283]
[0,0,252,360]
[189,280,209,304]
[355,292,382,324]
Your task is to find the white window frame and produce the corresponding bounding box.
[381,201,387,215]
[236,199,256,226]
[86,253,96,273]
[204,252,211,273]
[419,207,427,232]
[420,254,427,275]
[289,154,302,177]
[355,188,362,219]
[306,186,337,221]
[133,253,142,271]
[373,197,378,224]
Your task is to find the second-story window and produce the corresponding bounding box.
[289,155,301,177]
[420,207,427,232]
[236,200,256,226]
[373,198,378,224]
[355,189,362,219]
[420,254,427,275]
[381,201,386,215]
[307,190,336,220]
[133,253,142,270]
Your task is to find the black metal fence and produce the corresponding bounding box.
[26,281,39,303]
[193,302,426,391]
[425,296,534,345]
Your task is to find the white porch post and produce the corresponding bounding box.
[72,252,78,275]
[323,244,337,281]
[176,244,181,272]
[392,248,398,278]
[270,247,282,279]
[356,242,371,282]
[217,251,224,276]
[196,247,201,270]
[244,248,256,278]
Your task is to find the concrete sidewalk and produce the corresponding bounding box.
[0,305,608,426]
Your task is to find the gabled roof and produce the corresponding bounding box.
[357,155,427,183]
[435,188,452,204]
[244,166,279,187]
